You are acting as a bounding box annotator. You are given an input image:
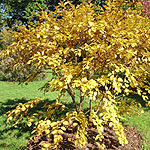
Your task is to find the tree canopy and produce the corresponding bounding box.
[0,0,110,29]
[0,0,144,29]
[1,0,150,149]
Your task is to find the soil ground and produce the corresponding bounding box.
[27,125,142,150]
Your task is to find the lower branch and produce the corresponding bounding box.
[79,88,84,112]
[90,99,92,113]
[96,86,111,113]
[67,84,78,112]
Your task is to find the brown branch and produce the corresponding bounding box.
[67,84,78,113]
[85,109,90,115]
[95,92,105,114]
[88,69,94,80]
[55,71,78,112]
[96,85,112,113]
[61,132,75,139]
[95,100,103,114]
[79,88,84,112]
[90,99,92,113]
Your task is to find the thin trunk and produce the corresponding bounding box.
[90,99,92,113]
[67,84,78,112]
[96,86,111,113]
[96,100,102,113]
[79,88,84,112]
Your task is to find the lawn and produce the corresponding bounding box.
[0,80,57,150]
[0,80,150,150]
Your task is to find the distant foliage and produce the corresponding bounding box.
[0,0,106,29]
[0,29,14,50]
[0,30,46,82]
[1,0,150,149]
[0,56,46,82]
[140,0,150,18]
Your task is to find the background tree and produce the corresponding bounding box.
[0,0,51,29]
[0,29,46,81]
[0,0,119,29]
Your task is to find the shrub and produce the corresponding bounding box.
[0,29,15,50]
[1,0,150,149]
[0,55,46,82]
[0,30,46,82]
[140,0,150,18]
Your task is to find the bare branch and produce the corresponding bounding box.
[79,88,84,112]
[96,85,112,113]
[67,84,78,112]
[90,99,92,113]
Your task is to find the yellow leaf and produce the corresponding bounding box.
[96,142,105,149]
[7,116,13,122]
[50,122,57,127]
[43,143,51,148]
[61,126,66,131]
[31,130,36,134]
[88,21,95,27]
[51,130,58,135]
[73,123,78,127]
[58,130,63,134]
[81,77,87,82]
[75,140,78,146]
[47,120,51,125]
[37,34,40,38]
[43,35,48,38]
[45,129,50,134]
[125,88,129,93]
[64,2,69,5]
[118,78,123,82]
[131,43,137,47]
[54,135,63,143]
[22,105,26,111]
[27,121,32,127]
[63,121,69,126]
[54,26,60,30]
[66,74,72,83]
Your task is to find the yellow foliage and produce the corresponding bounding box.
[1,0,150,149]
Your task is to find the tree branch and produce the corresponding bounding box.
[79,88,84,112]
[67,84,78,113]
[96,86,112,113]
[90,99,92,113]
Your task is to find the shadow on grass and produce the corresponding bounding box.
[0,98,29,116]
[0,97,75,116]
[0,97,75,149]
[127,93,150,111]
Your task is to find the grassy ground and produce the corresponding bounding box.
[124,110,150,150]
[0,80,150,150]
[0,80,56,150]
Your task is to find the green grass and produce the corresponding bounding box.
[0,80,59,150]
[0,80,150,149]
[120,94,150,150]
[0,78,79,150]
[124,110,150,150]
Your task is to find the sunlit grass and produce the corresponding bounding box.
[123,108,150,150]
[0,79,150,149]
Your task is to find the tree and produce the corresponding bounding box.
[1,0,150,149]
[0,0,115,29]
[140,0,150,18]
[0,0,50,28]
